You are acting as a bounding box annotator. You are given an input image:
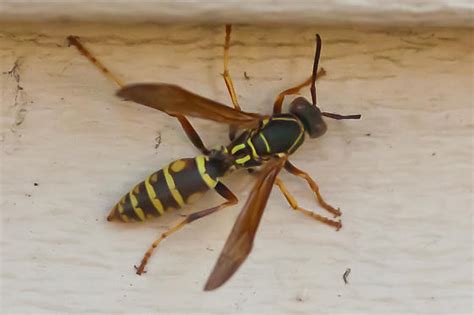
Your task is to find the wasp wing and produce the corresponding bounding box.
[117,83,262,129]
[204,156,287,291]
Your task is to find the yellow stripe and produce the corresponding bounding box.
[247,138,258,158]
[236,155,251,164]
[259,133,271,153]
[288,121,305,153]
[120,214,130,222]
[170,159,187,172]
[117,203,130,222]
[196,156,218,188]
[129,191,146,221]
[144,175,165,215]
[118,202,124,214]
[164,165,185,207]
[272,117,298,122]
[231,143,246,155]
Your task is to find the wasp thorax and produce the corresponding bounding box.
[289,97,327,138]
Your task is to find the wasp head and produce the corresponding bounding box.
[289,97,327,138]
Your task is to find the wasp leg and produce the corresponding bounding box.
[284,160,341,217]
[223,25,241,111]
[135,182,238,275]
[223,24,241,141]
[174,115,210,155]
[275,178,341,230]
[67,36,210,155]
[272,69,326,114]
[67,35,125,88]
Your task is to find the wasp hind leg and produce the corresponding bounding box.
[135,182,238,275]
[67,36,211,155]
[67,36,124,88]
[275,178,341,230]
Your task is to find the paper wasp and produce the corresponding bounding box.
[67,25,360,291]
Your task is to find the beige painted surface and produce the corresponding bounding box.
[1,0,473,27]
[1,23,473,314]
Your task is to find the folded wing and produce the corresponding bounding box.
[117,83,262,129]
[204,156,287,291]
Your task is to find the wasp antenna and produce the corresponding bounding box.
[311,34,322,107]
[322,112,362,120]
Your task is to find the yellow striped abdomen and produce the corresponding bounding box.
[107,156,220,222]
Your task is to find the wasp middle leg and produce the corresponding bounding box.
[275,178,341,230]
[135,182,238,275]
[174,115,211,155]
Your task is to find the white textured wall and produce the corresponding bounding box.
[1,23,473,314]
[0,0,473,27]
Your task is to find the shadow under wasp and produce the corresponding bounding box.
[67,25,361,291]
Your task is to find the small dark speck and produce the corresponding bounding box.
[365,133,371,137]
[129,283,133,287]
[430,296,435,300]
[343,268,351,284]
[337,294,341,298]
[25,193,31,197]
[154,132,162,152]
[34,182,39,186]
[295,296,304,302]
[431,152,436,156]
[206,247,214,251]
[60,97,64,101]
[244,71,250,80]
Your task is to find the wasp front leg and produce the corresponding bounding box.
[275,178,341,230]
[272,69,326,114]
[284,161,341,217]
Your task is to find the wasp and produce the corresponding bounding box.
[67,25,360,291]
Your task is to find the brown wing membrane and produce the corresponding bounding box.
[204,156,287,291]
[117,83,262,129]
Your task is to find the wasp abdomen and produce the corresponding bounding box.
[107,156,219,222]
